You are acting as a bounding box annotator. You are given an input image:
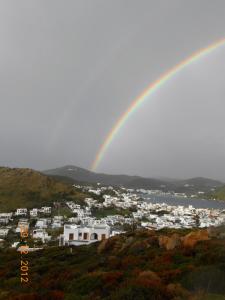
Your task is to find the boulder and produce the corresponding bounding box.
[167,283,190,298]
[158,235,169,249]
[138,270,161,282]
[182,230,209,248]
[158,233,181,250]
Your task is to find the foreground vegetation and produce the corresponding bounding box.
[0,228,225,299]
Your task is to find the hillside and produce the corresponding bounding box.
[1,228,225,299]
[44,165,169,189]
[209,185,225,201]
[43,165,224,194]
[0,167,87,211]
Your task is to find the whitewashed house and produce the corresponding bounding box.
[68,217,79,223]
[15,208,27,216]
[0,228,9,237]
[80,217,96,226]
[51,220,63,229]
[111,230,125,236]
[0,217,10,225]
[32,229,51,243]
[66,202,81,211]
[30,208,38,217]
[35,218,50,229]
[53,216,63,221]
[39,207,51,214]
[88,189,101,195]
[59,224,110,246]
[0,213,13,219]
[84,198,97,207]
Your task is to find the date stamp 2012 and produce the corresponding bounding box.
[19,225,30,284]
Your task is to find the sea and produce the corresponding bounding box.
[142,194,225,210]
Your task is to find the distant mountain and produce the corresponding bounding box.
[170,177,224,194]
[178,177,224,188]
[0,167,88,211]
[44,165,169,189]
[43,165,224,194]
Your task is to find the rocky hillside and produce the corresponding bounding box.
[0,167,87,211]
[0,227,225,299]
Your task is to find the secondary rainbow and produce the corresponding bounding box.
[91,38,225,171]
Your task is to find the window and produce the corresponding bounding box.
[90,233,98,240]
[83,232,88,240]
[69,233,74,240]
[101,234,106,240]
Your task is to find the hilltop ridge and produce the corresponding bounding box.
[44,165,224,194]
[0,167,87,211]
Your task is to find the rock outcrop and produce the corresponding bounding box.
[159,230,210,250]
[158,233,181,250]
[181,230,209,248]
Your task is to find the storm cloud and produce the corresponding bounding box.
[0,0,225,180]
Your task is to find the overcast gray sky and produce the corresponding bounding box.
[0,0,225,180]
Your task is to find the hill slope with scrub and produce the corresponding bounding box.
[0,167,87,211]
[0,228,225,299]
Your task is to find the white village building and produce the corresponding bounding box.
[51,216,63,228]
[0,228,9,237]
[39,207,51,214]
[30,208,38,217]
[59,224,110,246]
[15,208,27,216]
[0,218,9,225]
[35,218,50,229]
[32,229,51,243]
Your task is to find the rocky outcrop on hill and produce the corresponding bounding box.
[158,233,181,250]
[98,228,224,254]
[159,230,210,250]
[182,229,209,248]
[2,228,225,299]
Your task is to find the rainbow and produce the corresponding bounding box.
[91,38,225,171]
